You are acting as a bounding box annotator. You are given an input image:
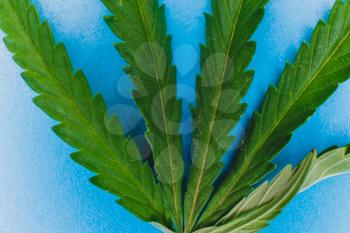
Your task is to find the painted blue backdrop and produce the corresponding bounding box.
[1,0,350,232]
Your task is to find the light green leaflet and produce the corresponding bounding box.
[202,0,350,226]
[194,153,315,233]
[2,0,350,232]
[0,0,170,228]
[101,0,184,230]
[184,1,269,231]
[195,147,350,233]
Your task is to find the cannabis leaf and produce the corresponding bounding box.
[201,0,350,225]
[184,1,269,231]
[195,147,350,233]
[2,0,350,232]
[101,0,184,230]
[0,0,171,227]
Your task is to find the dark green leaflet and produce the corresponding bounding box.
[202,0,350,226]
[0,0,171,227]
[184,0,269,231]
[101,0,184,230]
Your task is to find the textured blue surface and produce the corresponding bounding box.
[1,0,350,232]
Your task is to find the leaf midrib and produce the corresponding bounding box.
[215,19,350,211]
[136,0,181,228]
[186,0,244,231]
[7,0,163,219]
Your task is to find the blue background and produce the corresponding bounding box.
[1,0,350,232]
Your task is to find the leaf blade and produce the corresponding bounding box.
[0,0,170,227]
[101,0,184,229]
[184,0,269,231]
[204,0,350,224]
[196,146,350,233]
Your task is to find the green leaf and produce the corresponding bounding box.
[3,0,350,232]
[0,0,171,227]
[195,146,350,233]
[202,0,350,224]
[101,0,184,230]
[184,0,269,231]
